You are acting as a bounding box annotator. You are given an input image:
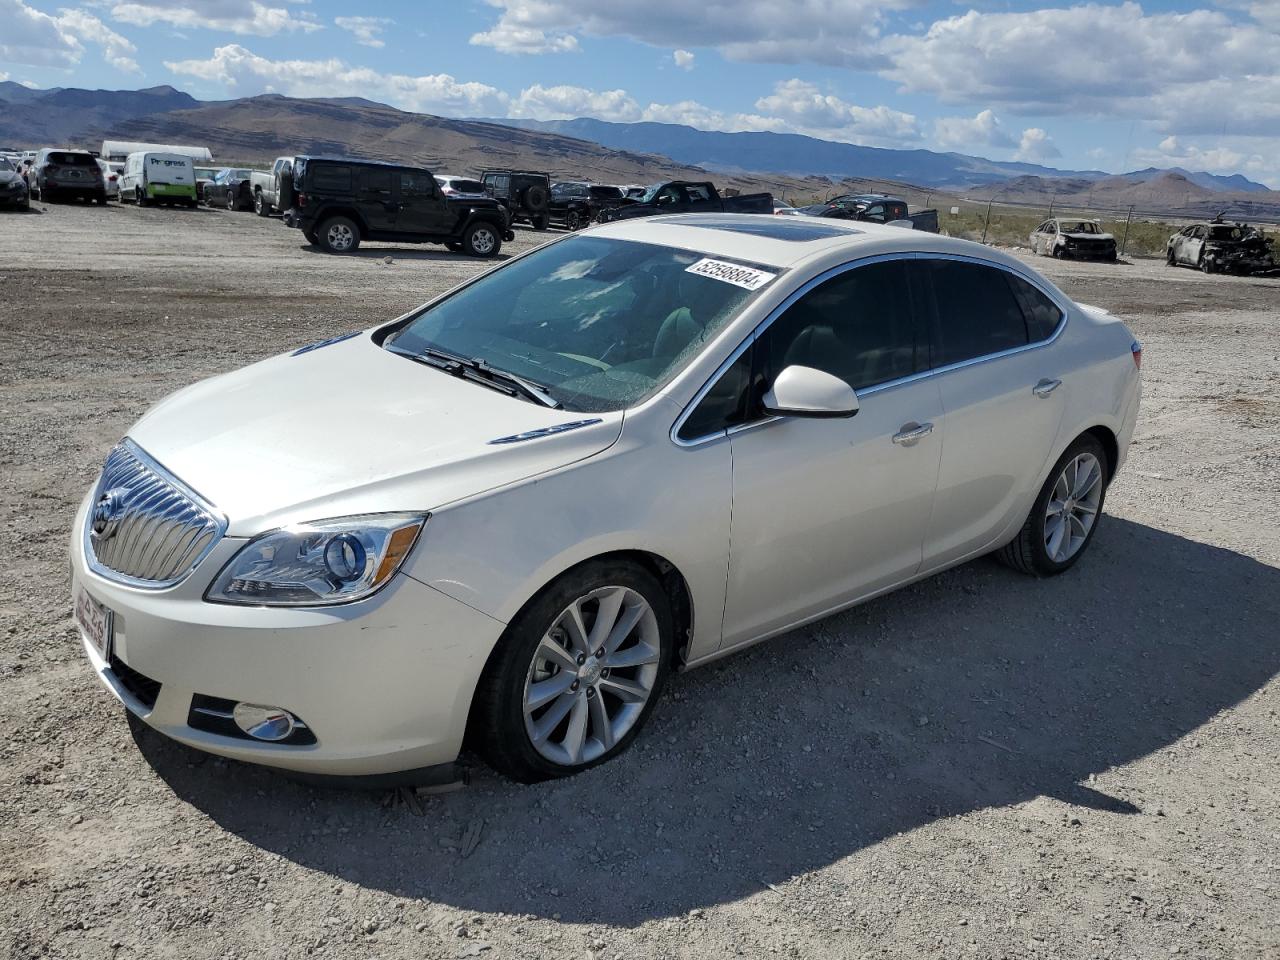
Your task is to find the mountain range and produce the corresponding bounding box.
[1,83,1274,210]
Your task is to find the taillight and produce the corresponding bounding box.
[296,192,306,207]
[1131,340,1142,369]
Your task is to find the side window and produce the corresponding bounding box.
[677,347,753,442]
[920,259,1029,366]
[359,168,392,197]
[1005,273,1064,342]
[758,260,924,392]
[400,172,434,197]
[862,203,886,223]
[1046,222,1057,234]
[685,184,713,202]
[655,186,683,206]
[311,164,352,193]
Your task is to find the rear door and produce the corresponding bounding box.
[913,258,1068,569]
[394,170,453,237]
[355,166,397,233]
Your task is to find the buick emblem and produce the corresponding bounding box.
[91,488,127,541]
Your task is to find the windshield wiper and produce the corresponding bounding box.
[389,344,562,409]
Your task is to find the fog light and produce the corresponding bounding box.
[232,703,296,742]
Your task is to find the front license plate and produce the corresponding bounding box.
[75,587,114,661]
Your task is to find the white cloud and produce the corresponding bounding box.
[510,83,641,121]
[933,109,1014,150]
[470,0,917,66]
[164,44,509,114]
[56,8,140,73]
[752,78,921,145]
[1014,127,1061,163]
[0,1,138,73]
[111,1,320,37]
[334,16,391,48]
[1132,135,1275,181]
[673,49,694,70]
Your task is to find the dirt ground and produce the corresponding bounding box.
[1,201,1278,960]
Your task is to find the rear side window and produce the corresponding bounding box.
[920,260,1029,366]
[399,172,434,197]
[1005,273,1063,342]
[311,164,352,193]
[759,259,924,392]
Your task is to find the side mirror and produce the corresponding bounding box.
[762,365,859,419]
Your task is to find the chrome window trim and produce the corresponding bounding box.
[83,438,228,590]
[670,250,1069,448]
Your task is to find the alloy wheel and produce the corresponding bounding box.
[1043,452,1103,563]
[326,223,355,251]
[522,585,662,766]
[471,227,495,254]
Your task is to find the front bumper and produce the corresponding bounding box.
[0,190,28,207]
[69,492,505,777]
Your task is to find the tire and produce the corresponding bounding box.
[96,192,108,205]
[226,191,236,211]
[255,191,270,217]
[318,216,360,253]
[523,183,548,212]
[1166,247,1177,266]
[1199,254,1214,274]
[136,188,148,207]
[531,214,550,231]
[303,229,318,246]
[445,242,462,252]
[565,210,583,231]
[461,220,501,257]
[997,434,1109,577]
[471,558,673,782]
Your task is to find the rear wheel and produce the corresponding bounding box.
[1199,253,1214,274]
[997,434,1109,577]
[254,191,270,217]
[471,559,673,782]
[565,210,583,231]
[303,228,318,246]
[318,216,360,253]
[531,213,550,231]
[461,220,501,257]
[1166,246,1177,266]
[226,191,236,211]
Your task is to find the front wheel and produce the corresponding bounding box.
[531,213,550,231]
[471,559,673,782]
[461,220,501,257]
[226,192,236,211]
[318,216,360,253]
[254,192,270,217]
[1200,254,1214,274]
[997,435,1109,577]
[565,210,583,231]
[1166,247,1177,266]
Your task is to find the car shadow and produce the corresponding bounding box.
[297,245,512,263]
[132,517,1280,926]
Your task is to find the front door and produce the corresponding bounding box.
[720,258,943,648]
[394,170,453,237]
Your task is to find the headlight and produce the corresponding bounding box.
[206,513,426,606]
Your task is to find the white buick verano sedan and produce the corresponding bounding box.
[71,215,1141,784]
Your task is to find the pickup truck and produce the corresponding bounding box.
[596,181,773,223]
[251,156,294,217]
[797,193,940,233]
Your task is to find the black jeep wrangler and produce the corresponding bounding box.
[285,156,514,256]
[480,170,552,230]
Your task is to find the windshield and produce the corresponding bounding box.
[590,186,624,200]
[388,235,776,413]
[1061,221,1099,234]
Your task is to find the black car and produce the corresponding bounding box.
[285,156,514,256]
[202,167,256,211]
[548,182,625,229]
[480,170,552,229]
[0,157,30,211]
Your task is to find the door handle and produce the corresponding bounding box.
[892,422,934,446]
[1032,378,1062,398]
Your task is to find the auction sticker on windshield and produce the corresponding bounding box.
[75,588,113,661]
[686,258,777,291]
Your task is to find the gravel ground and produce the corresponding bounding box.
[2,201,1278,960]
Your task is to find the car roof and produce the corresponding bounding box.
[297,155,427,173]
[589,213,1017,270]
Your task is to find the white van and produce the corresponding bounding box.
[119,152,197,207]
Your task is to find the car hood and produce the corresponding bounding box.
[1062,231,1114,241]
[0,170,23,186]
[127,332,623,536]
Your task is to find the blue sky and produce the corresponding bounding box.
[4,0,1279,186]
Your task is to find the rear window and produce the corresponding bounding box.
[451,179,486,193]
[311,164,353,192]
[48,152,94,166]
[589,186,624,200]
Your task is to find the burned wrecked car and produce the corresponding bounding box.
[1166,219,1276,275]
[1030,218,1118,261]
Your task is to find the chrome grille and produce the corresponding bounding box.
[85,440,226,588]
